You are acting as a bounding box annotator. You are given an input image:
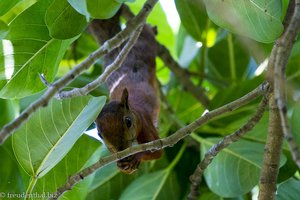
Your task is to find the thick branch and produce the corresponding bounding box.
[49,83,267,199]
[274,0,300,169]
[187,93,269,200]
[121,5,210,108]
[0,0,158,145]
[56,26,143,99]
[259,1,300,199]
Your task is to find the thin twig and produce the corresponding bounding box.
[0,0,159,145]
[187,92,269,200]
[121,5,210,108]
[56,26,143,99]
[49,82,268,199]
[259,1,300,199]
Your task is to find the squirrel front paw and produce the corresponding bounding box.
[117,155,140,174]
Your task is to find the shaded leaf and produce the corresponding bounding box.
[32,135,101,199]
[290,101,300,146]
[120,170,181,200]
[0,0,75,99]
[198,137,286,197]
[203,0,283,43]
[46,0,87,39]
[276,178,300,200]
[0,146,25,194]
[175,0,208,42]
[67,0,122,19]
[12,96,106,178]
[0,98,18,128]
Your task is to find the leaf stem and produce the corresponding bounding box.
[25,177,38,199]
[227,33,236,82]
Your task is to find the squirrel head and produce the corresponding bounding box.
[95,88,140,153]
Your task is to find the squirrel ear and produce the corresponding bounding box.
[121,88,129,109]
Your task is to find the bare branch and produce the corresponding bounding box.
[49,83,268,199]
[187,93,269,200]
[259,1,300,199]
[274,0,300,169]
[0,0,159,145]
[56,26,143,99]
[121,5,210,108]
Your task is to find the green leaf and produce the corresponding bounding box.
[32,135,101,199]
[45,0,87,39]
[291,101,300,146]
[175,0,208,42]
[0,0,21,16]
[0,146,25,194]
[0,20,8,39]
[206,34,251,87]
[0,98,18,129]
[0,0,75,99]
[12,96,106,178]
[67,0,122,19]
[199,137,286,197]
[119,170,181,200]
[276,178,300,200]
[203,0,283,43]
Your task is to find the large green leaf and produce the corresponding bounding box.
[175,0,208,42]
[12,96,106,178]
[0,98,18,129]
[0,0,21,16]
[32,135,102,200]
[46,0,87,39]
[67,0,122,19]
[198,137,286,197]
[0,20,8,39]
[0,146,25,195]
[0,0,75,99]
[119,170,181,200]
[207,34,251,87]
[276,178,300,200]
[203,0,283,43]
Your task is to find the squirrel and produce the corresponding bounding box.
[90,9,163,174]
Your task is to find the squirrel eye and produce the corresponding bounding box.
[124,116,132,128]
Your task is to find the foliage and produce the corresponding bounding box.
[0,0,299,200]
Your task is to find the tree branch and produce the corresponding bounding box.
[259,1,300,199]
[121,5,210,108]
[56,26,143,99]
[49,82,268,199]
[187,92,269,200]
[0,0,159,145]
[274,0,300,169]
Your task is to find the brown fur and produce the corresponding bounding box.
[92,10,162,174]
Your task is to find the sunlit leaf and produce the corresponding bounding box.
[0,0,21,16]
[203,0,283,43]
[0,0,75,99]
[12,96,106,178]
[0,20,8,39]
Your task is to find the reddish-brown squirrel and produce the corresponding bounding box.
[90,10,162,174]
